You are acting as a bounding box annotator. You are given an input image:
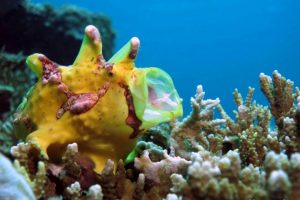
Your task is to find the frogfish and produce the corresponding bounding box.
[14,25,183,172]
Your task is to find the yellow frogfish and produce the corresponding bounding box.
[14,25,183,172]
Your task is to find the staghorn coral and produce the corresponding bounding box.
[14,25,183,172]
[171,71,298,167]
[260,71,295,128]
[170,85,226,159]
[260,71,300,155]
[218,87,274,166]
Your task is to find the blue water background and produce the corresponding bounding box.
[33,0,300,116]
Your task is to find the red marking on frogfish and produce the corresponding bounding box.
[56,83,110,119]
[119,83,142,139]
[70,93,99,114]
[39,55,61,84]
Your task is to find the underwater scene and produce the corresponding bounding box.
[0,0,300,199]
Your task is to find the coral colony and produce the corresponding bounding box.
[0,25,300,199]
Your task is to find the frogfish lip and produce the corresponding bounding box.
[129,67,183,129]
